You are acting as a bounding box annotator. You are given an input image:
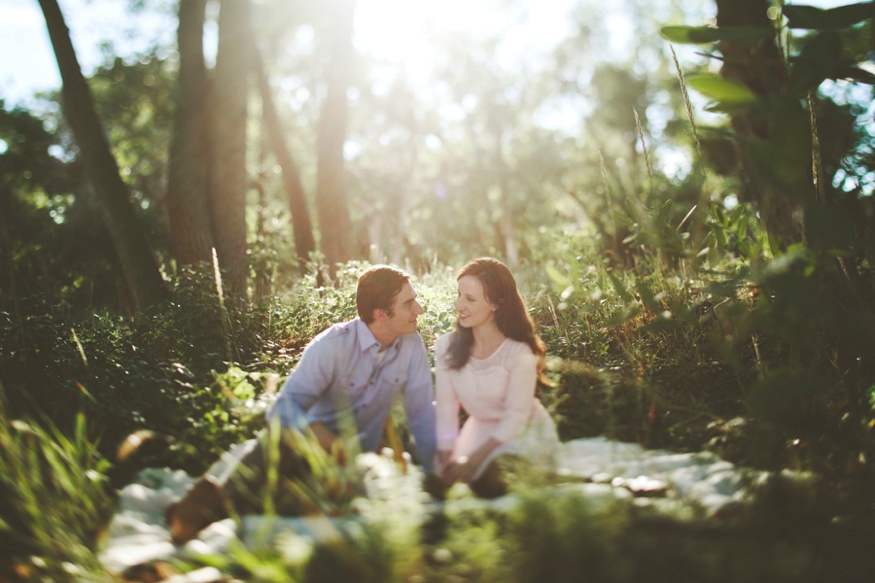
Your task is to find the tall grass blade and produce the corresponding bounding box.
[677,204,697,233]
[808,90,822,202]
[212,247,236,361]
[670,45,703,168]
[633,107,653,195]
[71,327,87,369]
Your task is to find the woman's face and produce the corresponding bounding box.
[456,275,497,329]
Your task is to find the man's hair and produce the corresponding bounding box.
[356,265,411,323]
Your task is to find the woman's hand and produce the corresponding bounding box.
[441,438,503,486]
[440,458,469,485]
[435,449,452,471]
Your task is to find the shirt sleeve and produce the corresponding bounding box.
[266,333,336,430]
[492,343,538,443]
[402,334,436,472]
[434,334,460,452]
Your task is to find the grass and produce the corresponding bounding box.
[0,382,114,582]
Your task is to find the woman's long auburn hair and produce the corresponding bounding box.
[445,258,550,384]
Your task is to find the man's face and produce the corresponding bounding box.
[383,281,424,338]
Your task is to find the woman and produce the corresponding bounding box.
[435,258,559,497]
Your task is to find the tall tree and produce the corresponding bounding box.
[211,0,251,296]
[37,0,167,310]
[315,0,355,270]
[167,0,215,266]
[255,55,316,266]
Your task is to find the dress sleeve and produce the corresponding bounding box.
[434,334,460,452]
[492,343,538,443]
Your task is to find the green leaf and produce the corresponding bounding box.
[687,74,757,105]
[711,223,729,249]
[783,2,875,30]
[704,101,755,113]
[606,305,641,327]
[624,197,643,223]
[738,212,749,240]
[836,65,875,84]
[606,270,632,303]
[729,203,746,226]
[659,25,775,44]
[611,208,633,225]
[635,281,662,313]
[656,199,675,227]
[788,30,844,94]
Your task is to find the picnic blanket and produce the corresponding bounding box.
[100,437,792,576]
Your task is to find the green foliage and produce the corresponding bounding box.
[509,492,628,583]
[0,266,273,475]
[0,395,114,581]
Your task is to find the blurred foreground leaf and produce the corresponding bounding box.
[660,25,775,44]
[783,2,875,29]
[687,74,757,105]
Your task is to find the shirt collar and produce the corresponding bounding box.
[354,318,382,352]
[354,317,403,353]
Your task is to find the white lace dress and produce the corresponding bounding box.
[434,333,559,481]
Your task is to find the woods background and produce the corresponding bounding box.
[2,0,875,580]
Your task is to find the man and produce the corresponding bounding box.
[167,265,436,542]
[267,264,436,466]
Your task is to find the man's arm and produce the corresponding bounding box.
[267,334,338,447]
[403,335,437,472]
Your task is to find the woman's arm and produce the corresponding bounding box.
[434,335,460,472]
[443,344,538,485]
[491,345,538,443]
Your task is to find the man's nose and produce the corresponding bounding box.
[414,301,424,316]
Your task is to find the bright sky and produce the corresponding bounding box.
[0,0,856,108]
[2,0,578,107]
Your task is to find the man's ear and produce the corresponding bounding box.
[373,308,388,322]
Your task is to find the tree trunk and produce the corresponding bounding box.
[0,186,19,309]
[37,0,167,310]
[495,132,518,269]
[211,0,251,297]
[715,0,803,247]
[167,0,215,267]
[315,0,355,271]
[255,56,316,266]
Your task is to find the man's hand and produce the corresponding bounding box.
[309,421,338,452]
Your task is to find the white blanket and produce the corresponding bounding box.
[99,438,798,575]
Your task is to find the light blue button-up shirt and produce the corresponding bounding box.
[267,318,436,470]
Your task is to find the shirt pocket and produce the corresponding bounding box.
[339,373,368,410]
[372,372,406,407]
